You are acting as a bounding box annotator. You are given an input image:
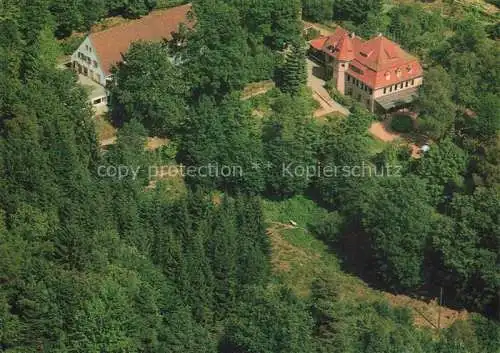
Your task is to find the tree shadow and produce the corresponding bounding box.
[312,65,326,80]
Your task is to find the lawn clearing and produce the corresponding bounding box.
[94,116,117,142]
[263,195,468,329]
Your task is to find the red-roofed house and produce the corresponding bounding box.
[71,3,192,90]
[309,28,423,113]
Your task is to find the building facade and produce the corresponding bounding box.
[71,36,107,86]
[309,28,423,113]
[70,3,192,110]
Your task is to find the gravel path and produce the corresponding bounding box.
[306,59,350,117]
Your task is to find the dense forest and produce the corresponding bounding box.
[0,0,499,352]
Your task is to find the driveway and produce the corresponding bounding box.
[306,59,350,117]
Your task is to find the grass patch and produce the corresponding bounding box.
[242,80,275,100]
[94,116,117,141]
[262,196,468,329]
[262,196,377,299]
[367,135,389,156]
[263,195,328,228]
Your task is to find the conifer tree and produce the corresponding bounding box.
[209,197,238,315]
[278,43,307,95]
[234,195,270,287]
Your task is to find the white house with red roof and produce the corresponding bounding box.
[309,28,423,113]
[71,4,192,108]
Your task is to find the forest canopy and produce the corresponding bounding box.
[0,0,499,352]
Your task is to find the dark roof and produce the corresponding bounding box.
[375,87,419,110]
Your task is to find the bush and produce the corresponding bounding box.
[59,35,85,55]
[304,27,321,41]
[324,80,356,108]
[390,114,414,133]
[310,211,343,244]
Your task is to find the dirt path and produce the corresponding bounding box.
[369,116,427,158]
[100,136,117,147]
[303,21,336,36]
[369,121,400,142]
[306,59,350,117]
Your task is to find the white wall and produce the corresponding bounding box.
[71,37,107,86]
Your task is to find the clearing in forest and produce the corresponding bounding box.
[263,196,468,330]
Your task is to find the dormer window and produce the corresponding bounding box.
[350,65,363,74]
[385,71,391,80]
[396,68,402,78]
[407,65,413,73]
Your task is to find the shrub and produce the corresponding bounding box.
[324,80,356,108]
[59,35,85,55]
[390,114,414,133]
[304,27,321,41]
[310,211,343,244]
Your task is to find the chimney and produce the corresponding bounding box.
[350,32,355,38]
[378,32,383,37]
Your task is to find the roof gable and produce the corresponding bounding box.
[320,27,356,61]
[309,29,423,89]
[356,35,414,72]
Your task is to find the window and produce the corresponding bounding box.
[341,63,345,67]
[411,79,415,85]
[405,81,409,87]
[390,86,393,92]
[369,88,373,94]
[93,60,98,68]
[350,65,363,74]
[93,98,102,105]
[347,75,350,82]
[383,88,387,94]
[400,83,404,89]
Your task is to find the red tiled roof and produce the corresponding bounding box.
[89,3,193,75]
[310,36,327,51]
[309,29,423,89]
[335,33,355,61]
[317,28,356,62]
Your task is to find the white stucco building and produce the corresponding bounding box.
[71,3,192,112]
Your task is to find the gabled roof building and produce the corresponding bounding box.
[71,3,192,87]
[309,28,423,113]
